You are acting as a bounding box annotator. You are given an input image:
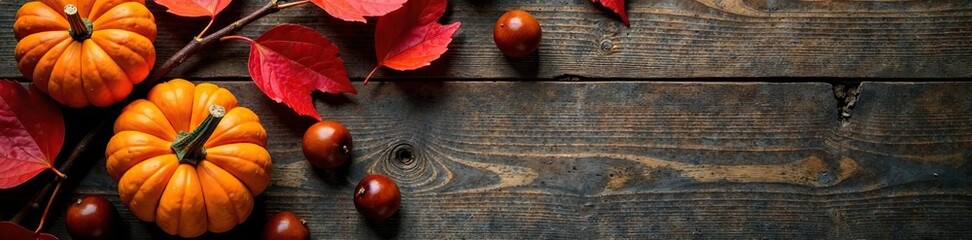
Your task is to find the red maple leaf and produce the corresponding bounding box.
[154,0,233,37]
[365,0,461,82]
[0,80,64,189]
[310,0,407,23]
[154,0,232,18]
[0,222,57,240]
[591,0,629,26]
[226,24,356,121]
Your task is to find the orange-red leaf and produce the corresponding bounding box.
[366,0,460,82]
[0,80,64,189]
[310,0,406,23]
[0,222,57,240]
[154,0,232,18]
[591,0,629,26]
[236,24,356,121]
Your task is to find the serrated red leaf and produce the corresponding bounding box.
[0,222,58,240]
[310,0,406,23]
[235,24,356,121]
[366,0,460,82]
[591,0,629,26]
[154,0,232,19]
[0,80,64,189]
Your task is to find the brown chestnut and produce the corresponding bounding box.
[65,195,118,240]
[353,174,401,221]
[262,211,309,240]
[302,120,352,169]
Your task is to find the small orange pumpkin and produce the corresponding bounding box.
[105,79,271,237]
[14,0,156,107]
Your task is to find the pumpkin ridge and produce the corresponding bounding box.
[89,30,152,72]
[48,41,87,107]
[90,2,157,40]
[205,108,266,148]
[79,39,125,106]
[87,0,131,20]
[84,40,132,102]
[13,3,69,39]
[106,131,172,180]
[197,162,245,232]
[121,155,177,221]
[27,37,73,94]
[206,122,263,147]
[181,168,208,237]
[204,144,271,194]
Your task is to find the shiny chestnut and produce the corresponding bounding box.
[65,195,118,240]
[493,10,542,58]
[302,120,352,169]
[353,174,401,221]
[262,211,309,240]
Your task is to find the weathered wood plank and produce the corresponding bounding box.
[2,0,971,79]
[34,81,972,239]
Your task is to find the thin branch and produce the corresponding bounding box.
[34,178,64,233]
[9,119,107,224]
[278,0,310,9]
[144,0,280,87]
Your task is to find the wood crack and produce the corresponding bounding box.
[833,82,862,127]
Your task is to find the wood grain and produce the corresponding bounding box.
[2,0,971,79]
[33,81,972,239]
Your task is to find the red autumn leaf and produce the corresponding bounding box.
[310,0,406,23]
[154,0,232,19]
[0,222,58,240]
[366,0,460,82]
[0,80,64,189]
[591,0,629,26]
[228,24,356,121]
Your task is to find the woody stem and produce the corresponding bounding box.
[170,105,226,165]
[64,4,91,41]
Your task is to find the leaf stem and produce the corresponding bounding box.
[220,35,255,43]
[364,65,381,85]
[50,167,66,180]
[278,0,311,9]
[34,177,64,233]
[196,18,216,40]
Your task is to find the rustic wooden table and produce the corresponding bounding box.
[2,0,971,239]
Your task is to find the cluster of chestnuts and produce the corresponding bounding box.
[264,120,402,240]
[65,9,543,239]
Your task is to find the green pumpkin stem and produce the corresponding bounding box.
[64,4,92,41]
[171,105,226,165]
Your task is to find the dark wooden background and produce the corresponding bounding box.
[1,0,971,239]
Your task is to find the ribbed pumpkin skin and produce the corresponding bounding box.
[14,0,157,108]
[105,79,271,238]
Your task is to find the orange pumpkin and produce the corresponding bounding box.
[14,0,156,108]
[105,79,271,237]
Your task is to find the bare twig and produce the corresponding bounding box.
[9,119,106,224]
[34,178,64,233]
[144,0,281,86]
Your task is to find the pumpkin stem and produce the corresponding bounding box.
[171,105,226,165]
[64,4,92,41]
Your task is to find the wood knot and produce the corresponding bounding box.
[371,142,450,192]
[393,143,416,167]
[599,40,615,53]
